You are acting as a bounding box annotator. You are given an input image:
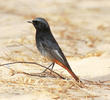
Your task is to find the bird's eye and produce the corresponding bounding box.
[34,21,38,24]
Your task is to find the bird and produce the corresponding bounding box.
[27,17,80,82]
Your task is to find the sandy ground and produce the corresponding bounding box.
[0,0,110,100]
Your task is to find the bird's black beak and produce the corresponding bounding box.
[27,21,33,23]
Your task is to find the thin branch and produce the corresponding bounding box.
[0,61,65,79]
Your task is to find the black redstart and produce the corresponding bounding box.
[28,17,79,82]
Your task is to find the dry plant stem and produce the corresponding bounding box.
[0,61,65,79]
[0,62,84,88]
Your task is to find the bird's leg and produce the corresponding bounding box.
[51,63,55,70]
[42,62,55,73]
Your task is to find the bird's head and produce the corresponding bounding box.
[28,17,50,31]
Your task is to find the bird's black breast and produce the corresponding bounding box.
[36,32,54,58]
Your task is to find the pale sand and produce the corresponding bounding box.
[0,0,110,100]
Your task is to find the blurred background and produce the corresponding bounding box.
[1,0,110,58]
[0,0,110,100]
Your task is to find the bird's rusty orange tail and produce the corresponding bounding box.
[53,59,79,82]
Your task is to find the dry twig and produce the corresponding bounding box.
[0,61,65,79]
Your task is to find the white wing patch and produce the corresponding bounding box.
[53,50,64,61]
